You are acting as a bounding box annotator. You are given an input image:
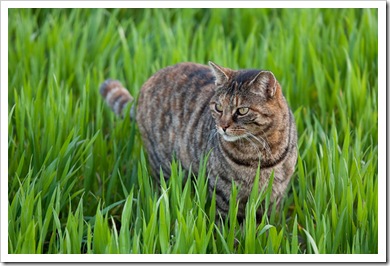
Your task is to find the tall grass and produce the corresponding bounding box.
[8,8,378,254]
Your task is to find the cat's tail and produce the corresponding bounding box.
[99,79,135,118]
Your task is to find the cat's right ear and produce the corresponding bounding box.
[249,71,277,98]
[209,61,231,86]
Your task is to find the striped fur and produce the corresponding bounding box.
[99,79,134,117]
[101,62,298,221]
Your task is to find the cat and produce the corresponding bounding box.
[100,61,298,221]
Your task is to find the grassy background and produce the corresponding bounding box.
[8,8,378,254]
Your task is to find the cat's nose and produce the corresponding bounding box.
[221,124,229,132]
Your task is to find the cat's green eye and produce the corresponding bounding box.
[237,107,249,115]
[215,103,223,112]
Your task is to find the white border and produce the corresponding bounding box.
[0,253,387,263]
[377,0,386,261]
[1,0,9,263]
[1,0,386,263]
[0,0,386,9]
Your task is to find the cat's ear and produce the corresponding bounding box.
[208,61,232,85]
[249,71,277,98]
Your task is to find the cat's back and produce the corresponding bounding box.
[137,62,214,100]
[136,62,216,177]
[137,62,215,122]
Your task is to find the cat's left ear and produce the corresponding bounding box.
[249,71,278,98]
[208,61,232,85]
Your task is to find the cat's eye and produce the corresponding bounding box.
[237,107,249,116]
[215,103,223,112]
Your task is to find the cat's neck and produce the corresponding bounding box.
[259,110,293,168]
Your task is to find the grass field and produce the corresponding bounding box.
[7,8,378,255]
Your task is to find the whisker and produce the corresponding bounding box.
[246,132,275,161]
[243,136,262,158]
[207,128,218,151]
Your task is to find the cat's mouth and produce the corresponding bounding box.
[222,134,243,142]
[217,127,245,142]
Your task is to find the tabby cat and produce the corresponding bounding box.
[100,61,298,220]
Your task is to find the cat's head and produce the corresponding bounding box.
[208,61,285,142]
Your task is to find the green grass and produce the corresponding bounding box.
[8,8,378,254]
